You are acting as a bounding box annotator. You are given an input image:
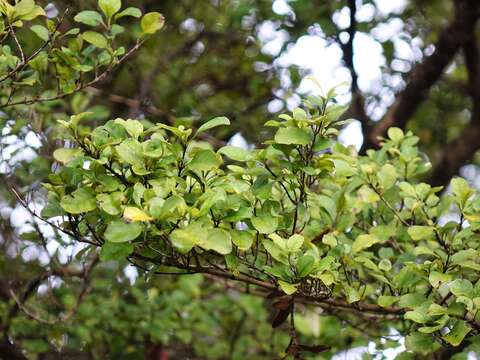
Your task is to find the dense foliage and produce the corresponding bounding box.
[2,0,480,359]
[43,88,480,358]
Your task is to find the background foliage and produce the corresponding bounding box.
[1,0,480,359]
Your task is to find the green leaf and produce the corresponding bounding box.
[170,222,205,254]
[115,138,143,166]
[53,148,82,164]
[378,295,397,308]
[345,286,361,303]
[322,233,337,247]
[199,228,232,255]
[449,279,473,298]
[150,195,186,220]
[297,255,315,278]
[292,107,307,120]
[407,226,435,241]
[418,315,449,334]
[100,242,133,261]
[405,309,429,324]
[218,146,252,162]
[98,0,121,19]
[377,164,397,189]
[263,240,288,264]
[315,256,335,272]
[269,233,286,251]
[428,304,448,316]
[104,220,143,243]
[398,293,426,308]
[140,12,165,35]
[325,104,348,123]
[451,177,473,207]
[378,259,392,271]
[82,31,108,48]
[123,207,153,222]
[332,159,356,177]
[429,271,451,288]
[16,5,44,21]
[197,188,226,217]
[97,192,123,215]
[278,280,298,295]
[405,332,439,355]
[13,0,45,20]
[274,127,312,146]
[60,188,97,214]
[357,185,380,203]
[74,11,103,26]
[13,0,35,17]
[30,25,48,41]
[387,127,404,142]
[196,116,230,135]
[286,234,304,252]
[352,234,380,253]
[114,118,143,139]
[115,7,141,20]
[143,138,164,158]
[251,214,278,234]
[230,230,254,251]
[442,320,471,346]
[413,246,438,258]
[188,149,222,172]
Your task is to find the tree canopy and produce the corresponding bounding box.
[1,0,480,359]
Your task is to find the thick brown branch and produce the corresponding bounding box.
[429,33,480,186]
[365,0,480,149]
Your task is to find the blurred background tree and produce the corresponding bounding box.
[1,0,480,358]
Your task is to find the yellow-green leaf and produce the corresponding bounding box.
[140,12,165,35]
[123,207,153,222]
[82,31,108,48]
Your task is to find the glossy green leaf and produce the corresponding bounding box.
[188,149,222,172]
[140,12,165,35]
[377,164,397,189]
[53,148,82,164]
[100,242,133,261]
[442,320,471,346]
[82,31,108,48]
[230,230,254,251]
[30,25,48,41]
[170,222,205,254]
[115,138,143,165]
[98,0,121,19]
[218,146,252,162]
[286,234,304,252]
[60,188,97,214]
[278,280,298,295]
[352,234,380,253]
[251,214,278,234]
[196,116,230,134]
[115,7,141,20]
[408,226,435,241]
[274,127,312,145]
[74,10,103,26]
[200,228,232,255]
[104,220,143,243]
[297,255,315,278]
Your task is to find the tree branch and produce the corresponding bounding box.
[337,0,370,129]
[365,0,480,149]
[429,31,480,186]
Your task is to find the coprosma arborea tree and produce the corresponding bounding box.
[1,1,480,359]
